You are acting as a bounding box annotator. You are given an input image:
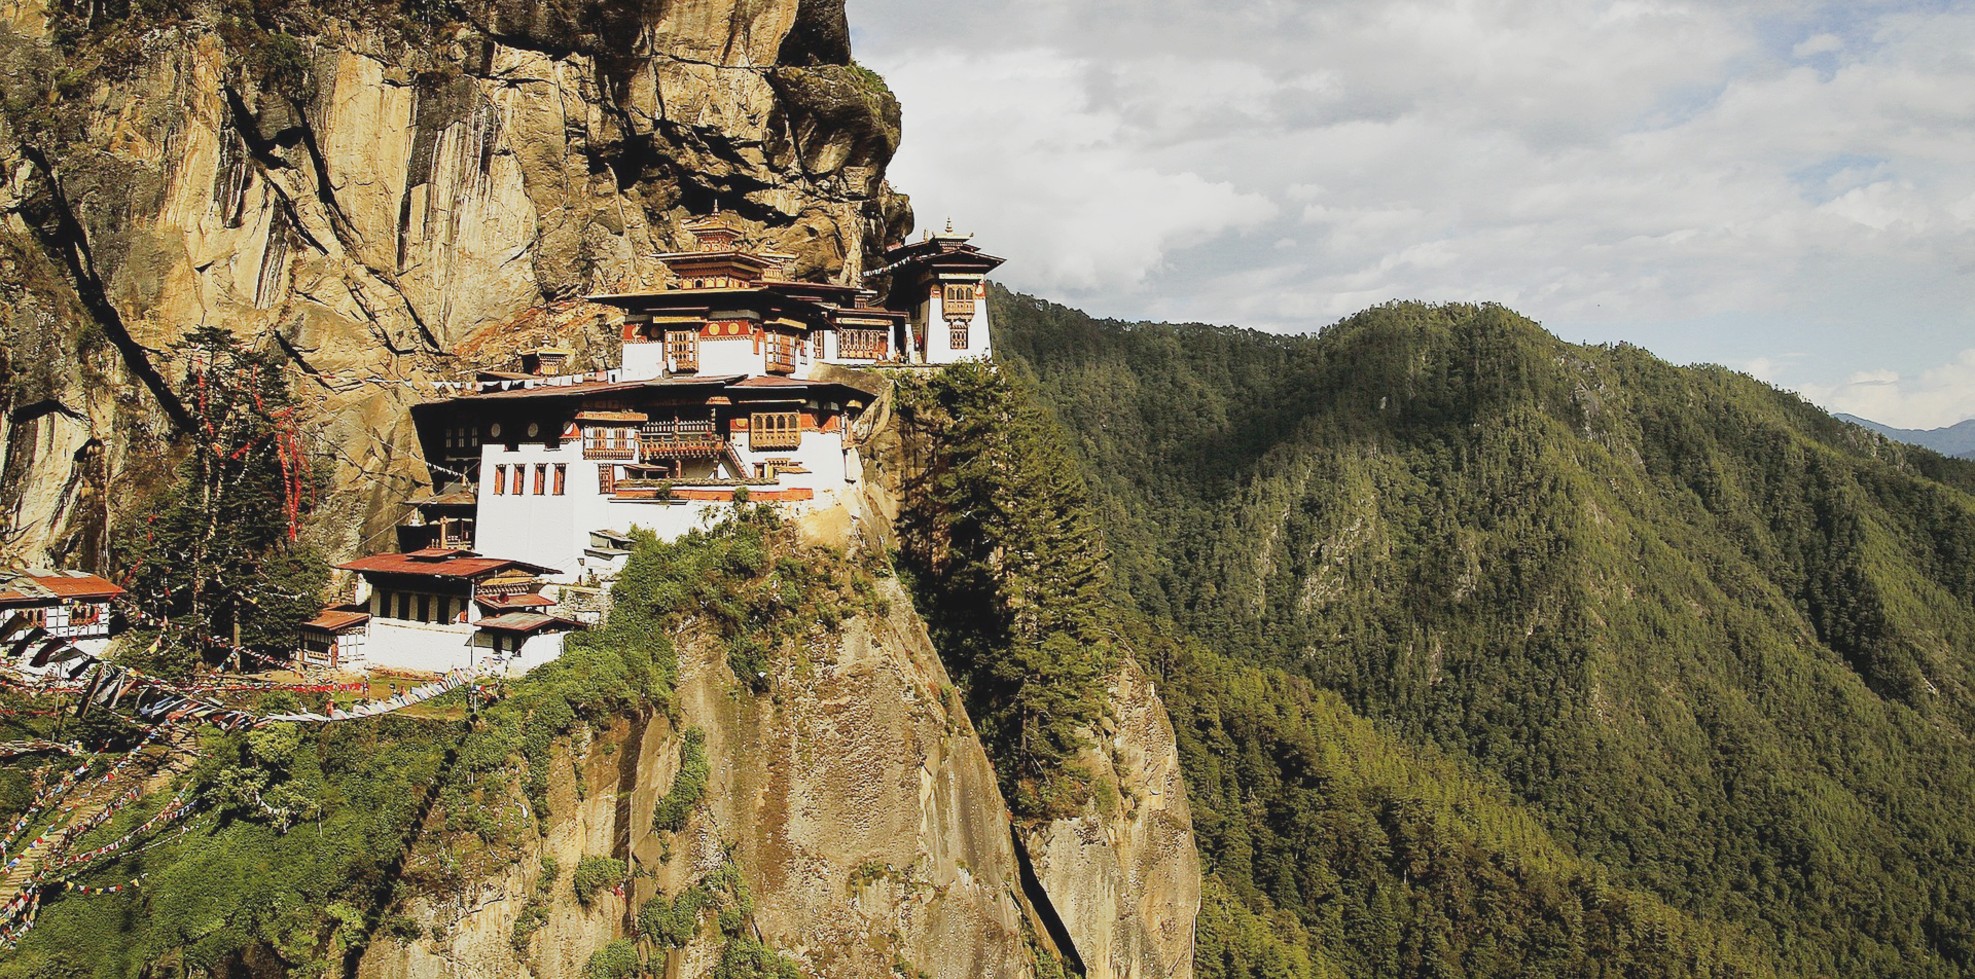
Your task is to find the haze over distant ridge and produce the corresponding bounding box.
[1837,413,1975,459]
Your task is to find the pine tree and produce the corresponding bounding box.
[117,327,326,672]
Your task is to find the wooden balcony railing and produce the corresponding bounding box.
[838,328,888,360]
[641,420,723,459]
[583,442,638,461]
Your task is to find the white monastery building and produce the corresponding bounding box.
[312,215,1005,676]
[0,569,125,671]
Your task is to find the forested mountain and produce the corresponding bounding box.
[994,290,1975,978]
[1837,414,1975,460]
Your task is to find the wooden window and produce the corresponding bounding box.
[69,603,101,627]
[749,411,802,451]
[765,332,797,374]
[553,464,567,496]
[666,330,699,372]
[950,323,970,350]
[445,426,481,453]
[942,282,977,321]
[511,465,524,496]
[18,608,45,629]
[598,465,617,494]
[492,464,506,495]
[533,464,547,495]
[840,328,888,360]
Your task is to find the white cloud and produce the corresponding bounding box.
[851,0,1975,400]
[879,47,1277,295]
[1799,350,1975,430]
[1793,33,1844,59]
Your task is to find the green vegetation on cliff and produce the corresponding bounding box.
[0,512,835,977]
[996,291,1975,977]
[893,364,1118,818]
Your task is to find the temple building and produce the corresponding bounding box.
[0,569,125,664]
[315,214,1005,676]
[333,549,571,675]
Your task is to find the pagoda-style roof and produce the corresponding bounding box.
[587,286,836,328]
[0,570,125,606]
[872,227,1007,279]
[337,551,559,580]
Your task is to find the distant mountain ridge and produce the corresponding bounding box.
[1837,413,1975,459]
[995,290,1975,979]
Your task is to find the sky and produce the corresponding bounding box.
[846,0,1975,429]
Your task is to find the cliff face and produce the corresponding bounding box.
[1022,656,1200,979]
[0,0,907,564]
[356,576,1042,978]
[352,396,1200,979]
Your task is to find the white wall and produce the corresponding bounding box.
[473,439,587,575]
[472,630,569,676]
[922,280,993,364]
[364,618,479,674]
[622,338,666,381]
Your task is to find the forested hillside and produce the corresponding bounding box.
[995,291,1975,978]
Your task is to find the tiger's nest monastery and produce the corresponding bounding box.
[312,216,1005,675]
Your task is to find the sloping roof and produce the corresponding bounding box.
[574,410,648,423]
[302,608,370,632]
[729,375,812,388]
[0,570,125,605]
[475,612,577,634]
[415,492,478,508]
[479,592,554,610]
[463,376,744,402]
[337,552,560,579]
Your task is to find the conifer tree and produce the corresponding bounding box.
[897,361,1116,816]
[117,327,326,672]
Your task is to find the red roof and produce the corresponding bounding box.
[302,608,370,632]
[480,592,554,610]
[337,552,560,579]
[475,612,577,634]
[0,570,124,605]
[464,376,743,402]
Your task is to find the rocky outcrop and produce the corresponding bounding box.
[1022,657,1200,979]
[0,0,909,565]
[357,573,1044,979]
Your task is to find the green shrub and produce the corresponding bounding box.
[653,728,709,832]
[582,939,640,979]
[572,856,627,906]
[637,885,713,948]
[712,935,802,979]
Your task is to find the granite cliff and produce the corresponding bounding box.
[0,0,907,565]
[0,2,1200,976]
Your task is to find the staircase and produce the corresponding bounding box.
[0,725,199,898]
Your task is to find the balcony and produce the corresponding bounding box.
[583,441,638,461]
[640,419,723,459]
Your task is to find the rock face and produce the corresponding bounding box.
[356,581,1043,979]
[1022,656,1200,979]
[0,0,907,564]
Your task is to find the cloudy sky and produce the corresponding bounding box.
[846,0,1975,429]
